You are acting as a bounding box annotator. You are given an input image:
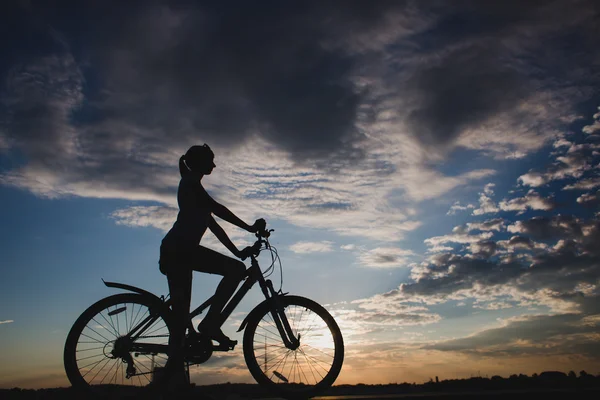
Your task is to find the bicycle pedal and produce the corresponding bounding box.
[213,339,237,351]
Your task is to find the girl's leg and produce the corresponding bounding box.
[166,268,192,386]
[192,246,246,336]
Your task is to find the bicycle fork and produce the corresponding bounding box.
[260,279,300,350]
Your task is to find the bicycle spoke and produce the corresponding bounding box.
[300,311,319,338]
[144,323,168,337]
[254,330,286,343]
[90,357,113,383]
[253,340,287,349]
[76,353,105,362]
[79,332,106,344]
[98,312,119,337]
[76,345,105,353]
[297,350,332,373]
[130,303,145,332]
[303,343,335,359]
[114,305,120,335]
[84,324,113,344]
[80,357,108,375]
[259,319,282,339]
[270,349,292,376]
[257,347,290,370]
[299,347,321,383]
[297,352,310,384]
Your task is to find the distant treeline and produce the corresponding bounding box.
[322,370,600,396]
[194,370,600,396]
[2,370,599,399]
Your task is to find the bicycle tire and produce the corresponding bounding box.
[64,293,175,396]
[243,295,344,399]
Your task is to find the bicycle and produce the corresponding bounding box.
[63,228,344,399]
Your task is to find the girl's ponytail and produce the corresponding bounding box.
[178,155,190,178]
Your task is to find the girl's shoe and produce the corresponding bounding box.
[197,321,237,349]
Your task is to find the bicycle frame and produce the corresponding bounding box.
[188,254,300,349]
[102,251,300,357]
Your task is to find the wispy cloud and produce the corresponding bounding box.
[424,313,600,358]
[289,241,334,254]
[425,228,494,247]
[498,190,555,214]
[358,247,415,268]
[111,206,178,232]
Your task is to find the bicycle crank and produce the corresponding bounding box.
[186,335,213,364]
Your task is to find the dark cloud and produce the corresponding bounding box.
[403,257,524,298]
[468,240,497,258]
[0,1,381,172]
[519,143,599,187]
[405,45,529,147]
[466,218,506,232]
[504,236,536,250]
[424,312,600,358]
[577,191,600,207]
[507,215,586,241]
[1,0,599,199]
[403,0,599,149]
[66,1,411,162]
[405,213,600,309]
[499,190,556,213]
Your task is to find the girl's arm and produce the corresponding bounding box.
[211,200,254,232]
[208,216,242,258]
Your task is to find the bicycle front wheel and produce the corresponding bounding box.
[64,293,173,395]
[243,295,344,398]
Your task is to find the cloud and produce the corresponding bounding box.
[577,191,600,207]
[472,188,556,216]
[346,293,441,328]
[2,0,597,207]
[402,210,600,314]
[498,190,555,214]
[465,218,506,232]
[518,142,598,187]
[447,201,475,215]
[404,45,530,150]
[563,177,600,190]
[506,215,586,240]
[424,313,600,359]
[111,206,178,232]
[358,247,415,268]
[0,320,14,324]
[289,241,334,254]
[582,106,600,134]
[472,187,500,216]
[466,241,497,258]
[424,229,494,247]
[497,236,547,252]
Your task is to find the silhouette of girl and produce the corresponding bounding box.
[159,144,264,378]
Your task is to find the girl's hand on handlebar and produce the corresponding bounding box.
[239,244,259,260]
[238,247,252,260]
[250,218,266,233]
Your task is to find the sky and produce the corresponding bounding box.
[1,0,600,389]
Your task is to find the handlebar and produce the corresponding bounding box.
[256,228,274,239]
[245,228,274,258]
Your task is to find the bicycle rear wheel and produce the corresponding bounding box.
[243,295,344,399]
[64,293,173,396]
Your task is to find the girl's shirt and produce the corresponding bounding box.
[162,175,212,248]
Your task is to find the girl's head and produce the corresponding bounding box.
[179,144,215,177]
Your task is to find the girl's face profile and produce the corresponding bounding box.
[199,156,215,175]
